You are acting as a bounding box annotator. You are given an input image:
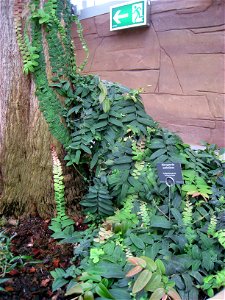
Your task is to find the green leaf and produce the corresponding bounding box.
[95,282,114,299]
[149,139,165,149]
[80,144,92,154]
[145,273,162,292]
[52,278,68,292]
[188,287,199,300]
[132,269,152,294]
[137,116,154,127]
[150,215,171,229]
[87,262,124,278]
[110,289,132,299]
[130,233,145,249]
[155,259,166,275]
[109,117,123,127]
[102,98,111,113]
[149,288,166,300]
[50,268,66,279]
[90,152,99,169]
[114,156,133,164]
[81,87,90,97]
[67,106,81,116]
[189,271,203,284]
[94,121,108,130]
[191,245,201,260]
[63,81,70,91]
[150,148,167,160]
[145,243,161,260]
[65,283,83,296]
[141,257,157,272]
[182,273,193,292]
[202,251,214,271]
[98,81,107,104]
[171,275,185,290]
[171,208,183,226]
[61,218,75,228]
[182,184,197,193]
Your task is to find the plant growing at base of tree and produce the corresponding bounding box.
[48,145,74,236]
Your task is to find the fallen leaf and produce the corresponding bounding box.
[59,262,66,268]
[29,267,36,273]
[8,218,18,226]
[41,278,51,287]
[5,286,14,292]
[32,248,41,256]
[9,269,19,276]
[52,259,60,268]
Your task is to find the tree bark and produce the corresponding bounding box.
[0,0,83,218]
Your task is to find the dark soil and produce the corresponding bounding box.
[0,216,76,300]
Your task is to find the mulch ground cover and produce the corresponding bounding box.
[0,216,81,300]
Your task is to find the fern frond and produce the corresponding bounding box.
[81,179,114,216]
[132,139,146,161]
[207,214,217,236]
[215,229,225,249]
[132,161,145,179]
[50,145,74,233]
[182,196,193,226]
[138,202,150,227]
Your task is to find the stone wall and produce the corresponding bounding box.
[72,0,225,147]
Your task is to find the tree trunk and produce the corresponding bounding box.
[0,0,83,218]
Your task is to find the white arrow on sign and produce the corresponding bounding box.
[113,10,129,24]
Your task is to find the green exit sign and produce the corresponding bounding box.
[110,0,150,31]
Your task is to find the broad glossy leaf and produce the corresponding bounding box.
[102,97,111,113]
[126,266,143,277]
[87,262,124,278]
[130,233,145,249]
[141,256,157,272]
[182,273,193,292]
[150,148,167,161]
[127,257,146,268]
[109,117,123,127]
[155,259,166,275]
[132,269,152,294]
[149,288,166,300]
[110,288,132,299]
[167,288,182,300]
[150,215,171,229]
[98,81,107,103]
[149,139,165,149]
[52,278,68,292]
[145,273,162,292]
[95,283,114,299]
[189,271,203,284]
[80,144,92,154]
[172,275,185,290]
[65,283,83,296]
